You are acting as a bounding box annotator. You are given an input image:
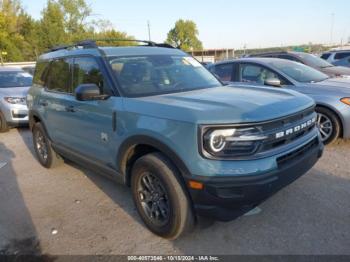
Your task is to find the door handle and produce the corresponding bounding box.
[65,105,76,113]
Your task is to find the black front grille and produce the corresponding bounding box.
[277,138,319,168]
[258,107,317,153]
[261,125,315,151]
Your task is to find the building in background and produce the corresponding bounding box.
[191,49,235,63]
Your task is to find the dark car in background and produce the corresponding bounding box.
[333,56,350,68]
[321,50,350,64]
[208,58,350,144]
[249,51,350,78]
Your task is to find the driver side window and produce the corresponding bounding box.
[72,57,111,95]
[239,64,285,86]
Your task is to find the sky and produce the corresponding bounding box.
[21,0,350,50]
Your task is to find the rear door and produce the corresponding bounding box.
[40,58,74,143]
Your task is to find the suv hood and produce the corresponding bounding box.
[0,86,30,97]
[124,85,314,124]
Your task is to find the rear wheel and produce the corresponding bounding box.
[0,111,9,133]
[131,153,194,239]
[32,122,63,168]
[316,107,341,145]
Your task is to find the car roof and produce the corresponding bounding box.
[214,57,287,66]
[251,51,308,57]
[329,50,350,53]
[39,46,187,61]
[0,67,24,72]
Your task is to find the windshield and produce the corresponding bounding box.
[295,53,333,68]
[108,55,221,97]
[269,60,329,83]
[0,71,33,88]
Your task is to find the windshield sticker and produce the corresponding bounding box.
[183,57,202,68]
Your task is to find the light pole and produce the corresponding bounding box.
[330,13,335,45]
[147,20,151,42]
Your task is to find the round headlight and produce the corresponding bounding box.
[209,134,226,152]
[202,127,267,158]
[207,129,235,153]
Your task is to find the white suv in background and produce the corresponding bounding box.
[321,50,350,64]
[0,67,32,132]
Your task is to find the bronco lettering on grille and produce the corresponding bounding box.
[275,117,316,139]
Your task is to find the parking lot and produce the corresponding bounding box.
[0,128,350,255]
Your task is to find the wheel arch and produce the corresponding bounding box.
[117,135,192,187]
[316,103,344,138]
[29,110,52,140]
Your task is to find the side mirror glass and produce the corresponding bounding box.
[265,78,281,87]
[75,84,109,101]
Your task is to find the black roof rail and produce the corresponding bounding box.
[86,38,176,48]
[48,39,175,53]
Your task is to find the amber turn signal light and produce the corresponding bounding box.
[189,180,204,190]
[341,97,350,106]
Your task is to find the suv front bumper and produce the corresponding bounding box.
[187,136,323,221]
[1,103,29,126]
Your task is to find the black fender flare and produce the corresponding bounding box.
[117,135,192,185]
[28,110,52,140]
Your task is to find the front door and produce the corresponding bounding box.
[60,56,120,166]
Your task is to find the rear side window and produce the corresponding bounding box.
[334,52,350,60]
[46,59,72,93]
[214,63,234,81]
[72,57,110,95]
[239,63,286,85]
[33,61,50,87]
[277,54,301,63]
[321,53,331,60]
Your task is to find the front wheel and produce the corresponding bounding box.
[316,107,341,145]
[32,122,63,168]
[131,153,194,239]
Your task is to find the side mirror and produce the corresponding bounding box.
[75,84,110,101]
[265,78,281,87]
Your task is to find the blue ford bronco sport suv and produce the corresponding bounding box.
[27,40,323,239]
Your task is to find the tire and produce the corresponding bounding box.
[131,153,195,239]
[0,111,9,133]
[32,122,63,168]
[316,107,341,145]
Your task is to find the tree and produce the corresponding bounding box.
[0,0,135,61]
[38,0,66,51]
[58,0,92,41]
[0,0,33,61]
[166,19,203,52]
[93,29,135,46]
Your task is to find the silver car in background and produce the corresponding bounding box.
[0,67,32,132]
[333,56,350,68]
[209,58,350,144]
